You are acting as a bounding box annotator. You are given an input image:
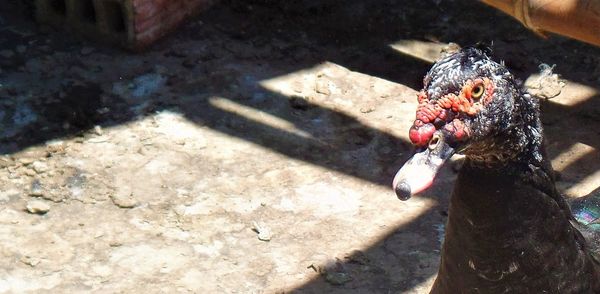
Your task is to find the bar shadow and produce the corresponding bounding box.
[0,0,599,293]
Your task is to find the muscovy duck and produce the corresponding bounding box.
[392,47,600,293]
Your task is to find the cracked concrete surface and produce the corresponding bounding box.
[1,0,600,293]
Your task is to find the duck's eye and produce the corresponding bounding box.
[471,85,485,99]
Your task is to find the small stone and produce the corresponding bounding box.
[252,221,272,241]
[16,45,26,54]
[26,200,50,214]
[32,161,49,173]
[0,156,14,168]
[20,255,41,267]
[110,192,138,208]
[359,105,375,113]
[315,80,331,95]
[46,140,65,154]
[93,125,103,136]
[109,241,123,247]
[42,190,66,203]
[19,157,35,165]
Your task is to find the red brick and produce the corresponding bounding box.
[132,0,172,20]
[35,0,216,50]
[134,1,185,33]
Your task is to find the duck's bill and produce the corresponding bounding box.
[392,136,454,201]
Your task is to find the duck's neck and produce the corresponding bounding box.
[466,132,557,204]
[431,115,600,292]
[465,92,556,200]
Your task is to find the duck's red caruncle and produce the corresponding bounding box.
[408,78,494,147]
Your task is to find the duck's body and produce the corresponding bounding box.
[392,47,600,293]
[433,162,600,293]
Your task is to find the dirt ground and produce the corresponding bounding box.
[1,0,600,293]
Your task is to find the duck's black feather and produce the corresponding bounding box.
[398,47,600,293]
[431,163,600,293]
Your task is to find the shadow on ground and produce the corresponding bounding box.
[1,0,600,292]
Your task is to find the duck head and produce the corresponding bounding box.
[393,47,537,200]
